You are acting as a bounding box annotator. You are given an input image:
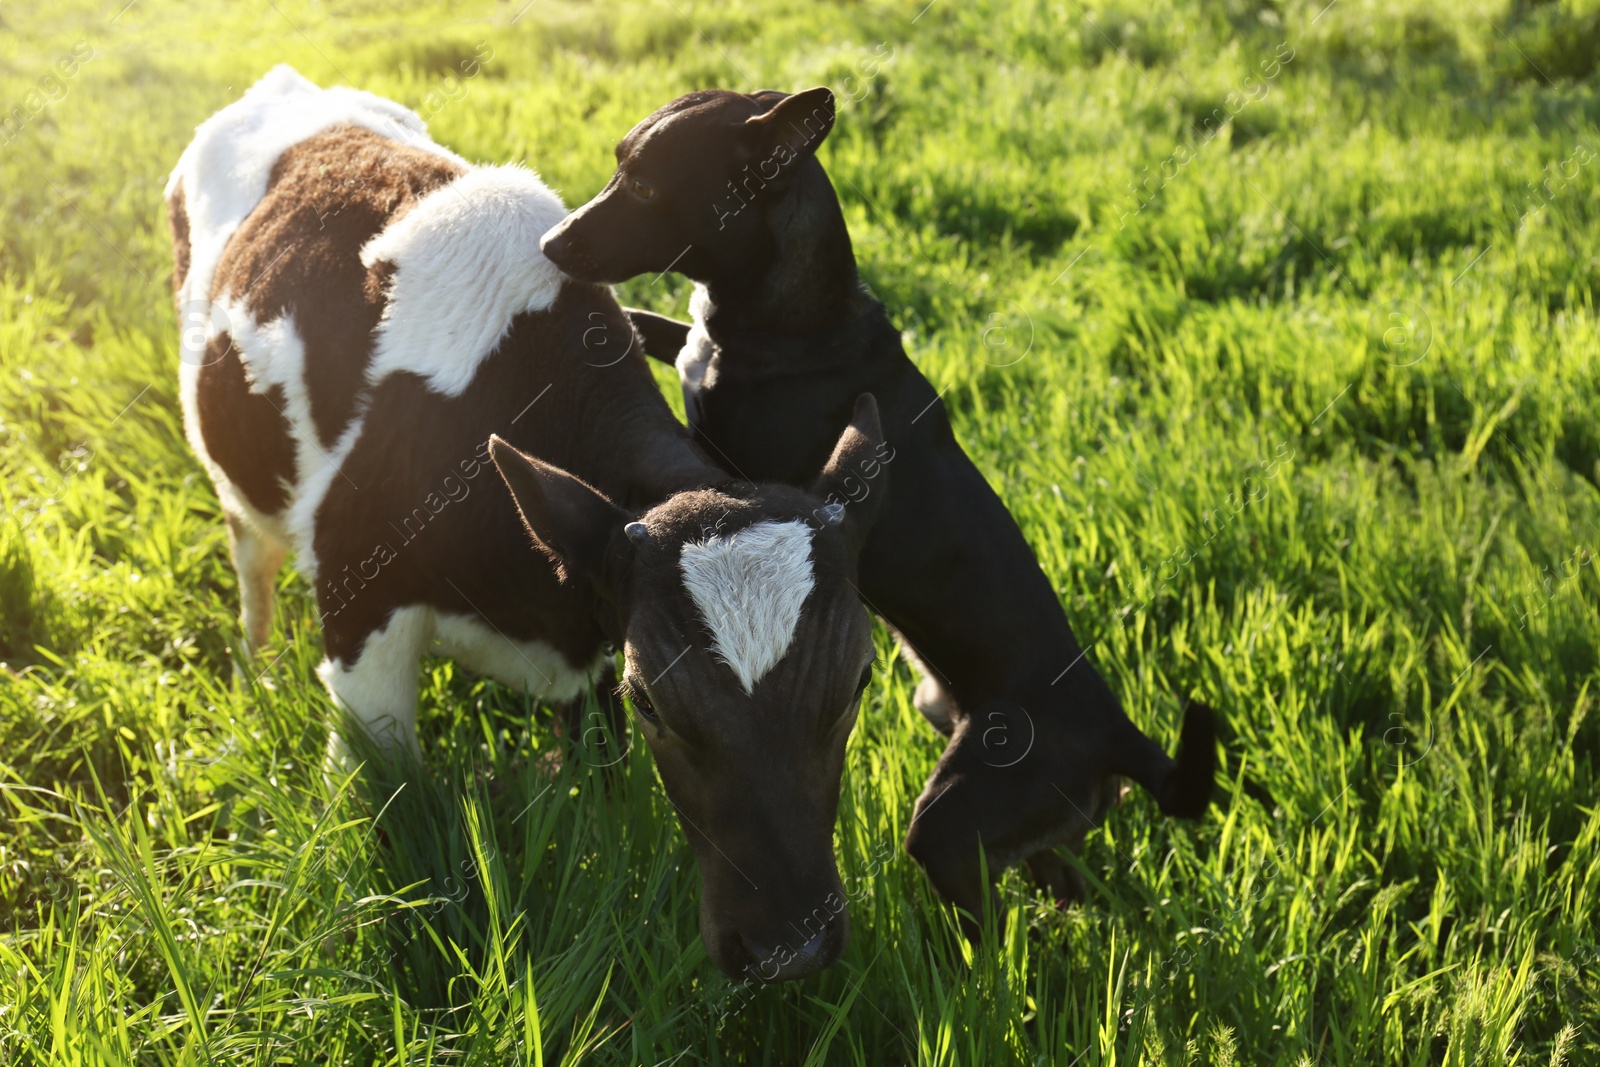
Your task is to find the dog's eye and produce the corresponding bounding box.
[630,178,656,202]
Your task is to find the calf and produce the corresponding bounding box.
[168,67,889,981]
[541,88,1218,934]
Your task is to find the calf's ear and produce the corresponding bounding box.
[489,435,628,588]
[742,86,836,186]
[809,393,889,550]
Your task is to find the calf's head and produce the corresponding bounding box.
[540,86,836,285]
[488,395,885,982]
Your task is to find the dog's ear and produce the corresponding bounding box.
[742,87,836,186]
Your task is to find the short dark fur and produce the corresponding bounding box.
[544,87,1219,934]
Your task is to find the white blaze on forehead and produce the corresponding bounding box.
[678,520,816,694]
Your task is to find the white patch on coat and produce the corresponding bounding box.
[207,301,318,491]
[323,605,603,761]
[360,165,569,396]
[676,283,714,425]
[199,299,359,585]
[432,612,599,702]
[321,603,435,758]
[283,416,369,586]
[678,520,816,694]
[166,64,464,315]
[175,299,291,550]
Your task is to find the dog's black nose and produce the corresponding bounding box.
[541,229,571,263]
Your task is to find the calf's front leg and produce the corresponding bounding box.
[320,604,433,768]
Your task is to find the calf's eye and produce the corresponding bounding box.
[854,664,874,697]
[630,178,656,202]
[629,686,660,723]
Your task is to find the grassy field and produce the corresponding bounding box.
[3,0,1599,1062]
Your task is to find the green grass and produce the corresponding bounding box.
[3,0,1599,1062]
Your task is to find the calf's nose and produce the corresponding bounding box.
[738,920,842,982]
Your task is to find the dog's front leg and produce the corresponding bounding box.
[622,307,692,366]
[904,705,1111,938]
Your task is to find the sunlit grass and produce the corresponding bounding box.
[1,0,1597,1062]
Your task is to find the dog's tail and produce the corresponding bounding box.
[1112,698,1218,819]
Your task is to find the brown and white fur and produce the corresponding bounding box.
[167,67,889,982]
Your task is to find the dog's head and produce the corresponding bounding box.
[489,394,885,982]
[542,87,835,284]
